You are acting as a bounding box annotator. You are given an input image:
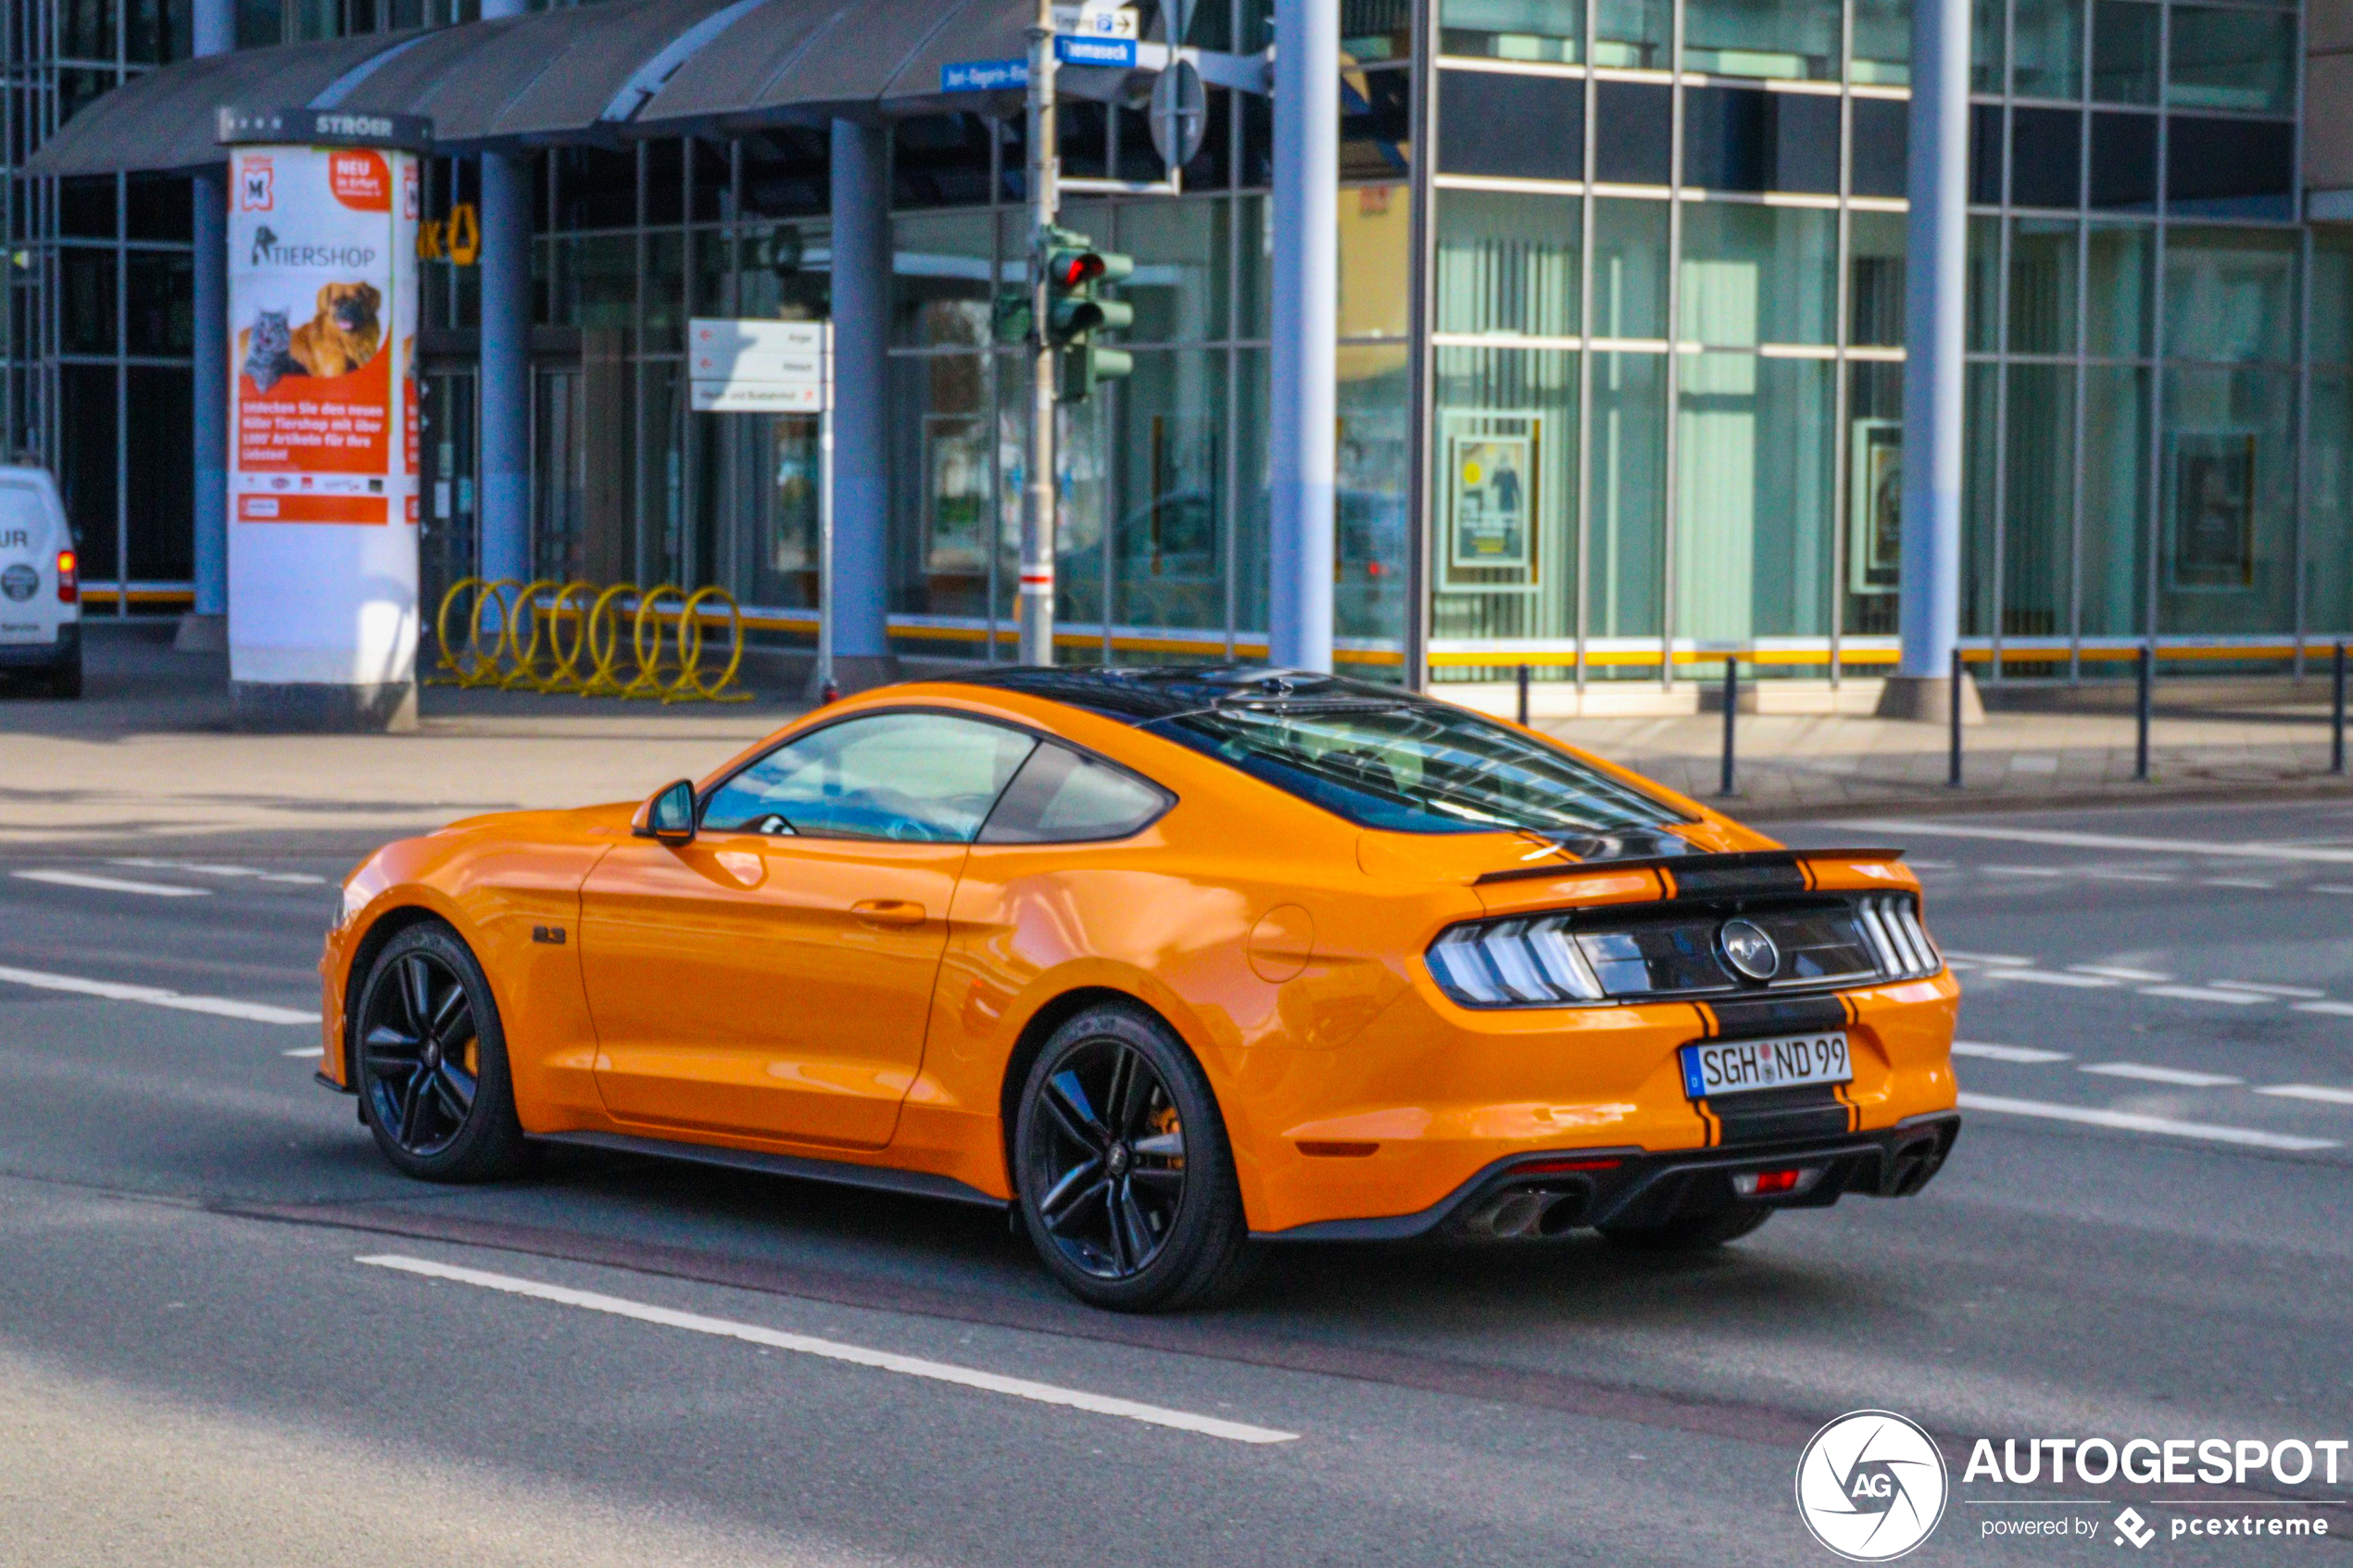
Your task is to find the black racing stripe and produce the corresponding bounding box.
[1705,994,1850,1041]
[1693,1002,1720,1040]
[1668,861,1810,897]
[1705,1084,1852,1145]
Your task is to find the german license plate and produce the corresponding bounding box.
[1680,1033,1851,1099]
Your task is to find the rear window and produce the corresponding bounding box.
[979,741,1172,844]
[0,484,50,546]
[1142,700,1689,836]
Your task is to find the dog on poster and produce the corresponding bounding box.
[287,281,384,378]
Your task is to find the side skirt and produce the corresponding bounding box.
[531,1129,1009,1211]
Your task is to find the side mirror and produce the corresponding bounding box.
[635,779,698,844]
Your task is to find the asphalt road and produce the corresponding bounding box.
[1,802,2349,1565]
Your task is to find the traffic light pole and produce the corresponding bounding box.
[1019,0,1060,668]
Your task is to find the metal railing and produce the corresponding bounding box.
[428,578,750,703]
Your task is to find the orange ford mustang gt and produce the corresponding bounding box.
[318,667,1960,1311]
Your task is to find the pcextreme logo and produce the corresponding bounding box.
[1796,1410,1951,1561]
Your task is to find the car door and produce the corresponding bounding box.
[579,709,1038,1148]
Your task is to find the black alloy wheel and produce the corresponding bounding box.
[1015,1003,1253,1312]
[353,923,528,1181]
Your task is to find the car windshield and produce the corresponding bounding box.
[1142,699,1691,836]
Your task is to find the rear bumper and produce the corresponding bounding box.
[1252,1110,1960,1242]
[0,621,74,667]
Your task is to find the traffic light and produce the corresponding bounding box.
[1040,227,1133,403]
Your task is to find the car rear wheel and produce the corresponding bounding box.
[1597,1206,1773,1252]
[353,923,530,1182]
[1014,1002,1254,1312]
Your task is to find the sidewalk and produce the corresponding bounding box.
[0,626,803,848]
[5,625,2347,849]
[1540,704,2353,819]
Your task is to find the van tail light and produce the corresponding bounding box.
[56,549,77,603]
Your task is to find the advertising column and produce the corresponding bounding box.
[220,110,427,731]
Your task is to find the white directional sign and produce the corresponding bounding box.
[1052,2,1139,37]
[688,318,829,412]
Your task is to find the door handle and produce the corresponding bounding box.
[851,898,927,927]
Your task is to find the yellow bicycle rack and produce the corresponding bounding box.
[426,575,752,702]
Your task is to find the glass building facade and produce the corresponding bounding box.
[6,0,2347,685]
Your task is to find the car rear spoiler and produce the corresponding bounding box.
[1473,846,1907,895]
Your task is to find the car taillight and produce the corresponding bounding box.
[56,549,76,603]
[1732,1166,1821,1198]
[1427,916,1605,1006]
[1854,892,1939,979]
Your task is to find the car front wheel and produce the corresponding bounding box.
[352,922,530,1182]
[1013,1002,1254,1312]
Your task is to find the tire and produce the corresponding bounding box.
[1013,1001,1256,1312]
[351,922,531,1182]
[1598,1206,1774,1252]
[48,648,82,700]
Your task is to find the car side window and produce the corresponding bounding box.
[701,711,1038,843]
[978,741,1173,844]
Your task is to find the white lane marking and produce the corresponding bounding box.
[1843,820,2353,866]
[0,963,317,1026]
[2314,885,2353,897]
[1909,859,1957,870]
[1973,968,2118,988]
[2082,1062,2244,1087]
[2294,1000,2353,1018]
[1957,1092,2338,1151]
[2208,981,2328,998]
[1984,865,2068,878]
[109,858,328,886]
[2259,1085,2353,1106]
[2203,878,2277,890]
[2069,965,2172,983]
[1954,1040,2071,1063]
[358,1254,1300,1444]
[283,1047,325,1059]
[12,869,208,898]
[1944,949,2031,966]
[2137,984,2272,1006]
[2084,870,2176,883]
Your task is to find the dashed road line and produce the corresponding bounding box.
[109,858,328,886]
[2209,981,2327,998]
[358,1254,1301,1445]
[2136,985,2271,1006]
[2294,1000,2353,1018]
[2259,1085,2353,1107]
[1973,968,2118,988]
[1944,950,2031,966]
[2081,1062,2243,1088]
[1956,1092,2338,1152]
[0,963,316,1026]
[2203,878,2278,890]
[1846,820,2353,866]
[12,869,208,898]
[2069,965,2171,983]
[1984,866,2068,879]
[1954,1041,2071,1063]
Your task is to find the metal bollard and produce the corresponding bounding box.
[1516,662,1531,726]
[1947,646,1963,789]
[2134,642,2154,782]
[1719,655,1738,797]
[2334,642,2347,777]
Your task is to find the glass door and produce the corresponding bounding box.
[418,367,477,615]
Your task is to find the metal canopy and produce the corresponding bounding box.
[25,0,1035,177]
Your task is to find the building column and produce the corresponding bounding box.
[476,0,532,595]
[1881,0,1983,723]
[1268,0,1340,674]
[476,149,532,590]
[826,116,895,691]
[181,0,233,646]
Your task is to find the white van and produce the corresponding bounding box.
[0,465,81,698]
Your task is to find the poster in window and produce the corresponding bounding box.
[924,414,989,577]
[1443,411,1541,588]
[1847,419,1903,596]
[2167,431,2257,592]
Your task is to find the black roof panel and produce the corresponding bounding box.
[938,666,1431,725]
